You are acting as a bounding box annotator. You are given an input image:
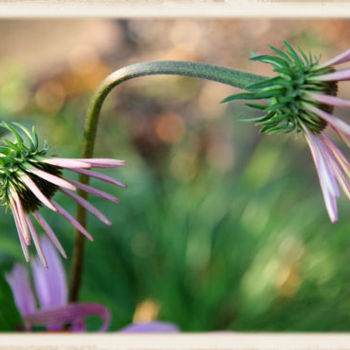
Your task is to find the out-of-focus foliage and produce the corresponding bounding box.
[1,19,350,332]
[0,273,22,331]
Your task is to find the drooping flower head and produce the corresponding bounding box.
[0,122,126,266]
[223,42,350,222]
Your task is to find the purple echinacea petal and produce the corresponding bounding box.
[20,174,57,212]
[10,189,31,245]
[33,211,67,259]
[305,104,350,136]
[50,200,94,241]
[313,67,350,82]
[32,237,67,310]
[5,263,36,317]
[25,214,47,268]
[321,133,350,182]
[28,167,76,191]
[307,92,350,109]
[73,159,126,169]
[10,199,31,262]
[67,179,121,204]
[119,321,180,333]
[70,168,127,188]
[314,136,340,198]
[304,129,338,222]
[320,48,350,68]
[23,303,111,332]
[42,158,92,169]
[60,188,112,226]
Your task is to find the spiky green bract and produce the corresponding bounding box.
[0,122,61,212]
[222,41,338,135]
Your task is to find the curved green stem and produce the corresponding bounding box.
[68,60,266,302]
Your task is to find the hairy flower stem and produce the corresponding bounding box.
[68,60,266,302]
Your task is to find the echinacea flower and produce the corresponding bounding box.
[0,122,126,266]
[223,41,350,222]
[6,236,110,331]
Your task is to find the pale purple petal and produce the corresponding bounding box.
[20,174,57,212]
[14,219,31,262]
[67,179,121,204]
[119,321,180,333]
[70,168,127,188]
[50,200,94,241]
[23,303,111,332]
[332,126,350,148]
[315,68,350,82]
[70,319,86,332]
[28,167,76,191]
[10,190,31,245]
[314,136,340,198]
[320,48,350,68]
[32,237,67,310]
[60,188,111,226]
[326,152,350,200]
[42,158,91,169]
[321,133,350,179]
[10,200,31,262]
[73,159,126,169]
[307,92,350,109]
[306,104,350,136]
[25,214,47,268]
[5,263,36,317]
[304,130,338,222]
[33,211,67,259]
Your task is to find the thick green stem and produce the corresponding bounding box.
[68,60,266,302]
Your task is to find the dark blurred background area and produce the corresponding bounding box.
[1,19,350,331]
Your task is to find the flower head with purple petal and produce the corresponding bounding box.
[0,122,126,266]
[223,41,350,222]
[6,236,110,331]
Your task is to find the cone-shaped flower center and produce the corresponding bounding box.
[0,123,61,212]
[15,164,62,212]
[223,41,338,135]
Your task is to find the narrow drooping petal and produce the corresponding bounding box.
[315,137,340,198]
[321,133,350,179]
[28,167,76,191]
[10,189,31,245]
[305,130,338,222]
[32,237,67,310]
[71,168,127,188]
[50,200,94,241]
[73,158,126,168]
[21,174,57,212]
[42,158,91,169]
[332,127,350,148]
[119,321,180,333]
[10,203,30,262]
[14,217,31,262]
[60,188,112,226]
[307,92,350,109]
[25,214,47,268]
[314,68,350,82]
[320,48,350,68]
[324,150,350,200]
[23,303,111,332]
[306,104,350,136]
[5,264,37,317]
[33,211,67,259]
[67,179,121,204]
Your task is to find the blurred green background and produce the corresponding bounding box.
[1,19,350,332]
